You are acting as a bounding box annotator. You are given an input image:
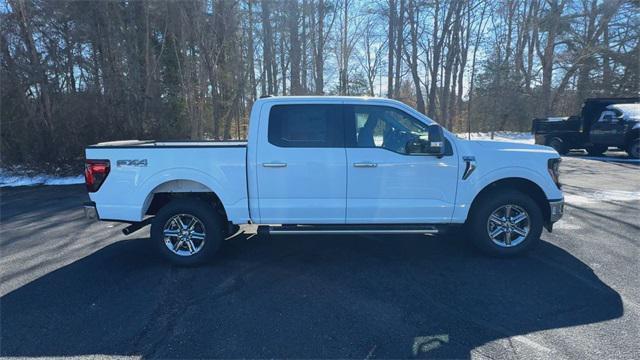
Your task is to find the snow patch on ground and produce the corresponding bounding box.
[0,169,84,187]
[565,190,640,205]
[456,132,535,144]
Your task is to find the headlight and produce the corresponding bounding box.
[547,158,561,189]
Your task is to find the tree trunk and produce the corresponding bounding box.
[407,0,424,113]
[387,0,396,98]
[393,0,404,99]
[261,0,274,94]
[279,33,287,95]
[301,0,309,94]
[339,0,349,95]
[540,0,565,115]
[602,25,611,91]
[247,0,257,103]
[288,0,302,94]
[314,0,325,94]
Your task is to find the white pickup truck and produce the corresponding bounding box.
[84,96,564,265]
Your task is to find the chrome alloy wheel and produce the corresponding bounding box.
[163,214,206,256]
[486,205,530,248]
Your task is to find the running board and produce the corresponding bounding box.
[258,224,439,235]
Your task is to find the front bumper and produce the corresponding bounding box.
[549,199,564,223]
[84,201,99,220]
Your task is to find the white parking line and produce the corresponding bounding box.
[511,334,554,353]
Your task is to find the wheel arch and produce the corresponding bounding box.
[546,135,569,154]
[467,177,550,227]
[625,128,640,146]
[142,179,230,233]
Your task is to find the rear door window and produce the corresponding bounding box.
[268,104,344,148]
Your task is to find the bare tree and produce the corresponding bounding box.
[358,14,385,96]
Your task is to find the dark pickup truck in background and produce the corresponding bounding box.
[532,97,640,158]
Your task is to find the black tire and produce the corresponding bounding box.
[626,138,640,159]
[151,199,224,266]
[586,145,608,156]
[468,190,543,257]
[548,137,568,155]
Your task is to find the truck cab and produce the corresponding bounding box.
[590,103,640,157]
[85,97,564,265]
[248,99,458,224]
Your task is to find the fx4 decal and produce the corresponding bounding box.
[117,159,148,167]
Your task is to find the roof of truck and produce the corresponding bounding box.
[584,97,639,104]
[259,95,378,99]
[256,95,404,104]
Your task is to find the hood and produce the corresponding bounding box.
[467,139,558,155]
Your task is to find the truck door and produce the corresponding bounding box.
[344,105,458,224]
[591,110,626,146]
[255,102,347,224]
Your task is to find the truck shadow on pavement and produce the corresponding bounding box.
[1,233,623,359]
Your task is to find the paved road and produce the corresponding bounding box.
[1,153,638,359]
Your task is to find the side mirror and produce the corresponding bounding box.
[405,124,445,156]
[426,124,445,156]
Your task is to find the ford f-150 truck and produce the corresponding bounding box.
[84,96,564,265]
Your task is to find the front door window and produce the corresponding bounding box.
[352,106,429,154]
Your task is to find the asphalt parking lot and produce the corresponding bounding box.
[1,152,639,359]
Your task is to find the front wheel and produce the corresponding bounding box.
[151,199,224,266]
[586,145,608,156]
[627,138,640,159]
[468,190,543,257]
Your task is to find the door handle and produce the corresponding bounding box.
[353,162,378,168]
[262,162,287,168]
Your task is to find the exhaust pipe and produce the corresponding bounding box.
[122,218,152,236]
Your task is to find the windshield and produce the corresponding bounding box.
[608,103,640,119]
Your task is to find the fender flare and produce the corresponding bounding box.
[453,165,557,222]
[472,166,553,198]
[137,168,230,218]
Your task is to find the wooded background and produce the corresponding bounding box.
[1,0,638,169]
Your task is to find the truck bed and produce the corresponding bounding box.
[532,116,582,134]
[85,143,249,223]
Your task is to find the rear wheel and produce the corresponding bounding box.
[627,138,640,159]
[586,145,608,156]
[151,199,224,266]
[468,190,543,257]
[548,137,568,155]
